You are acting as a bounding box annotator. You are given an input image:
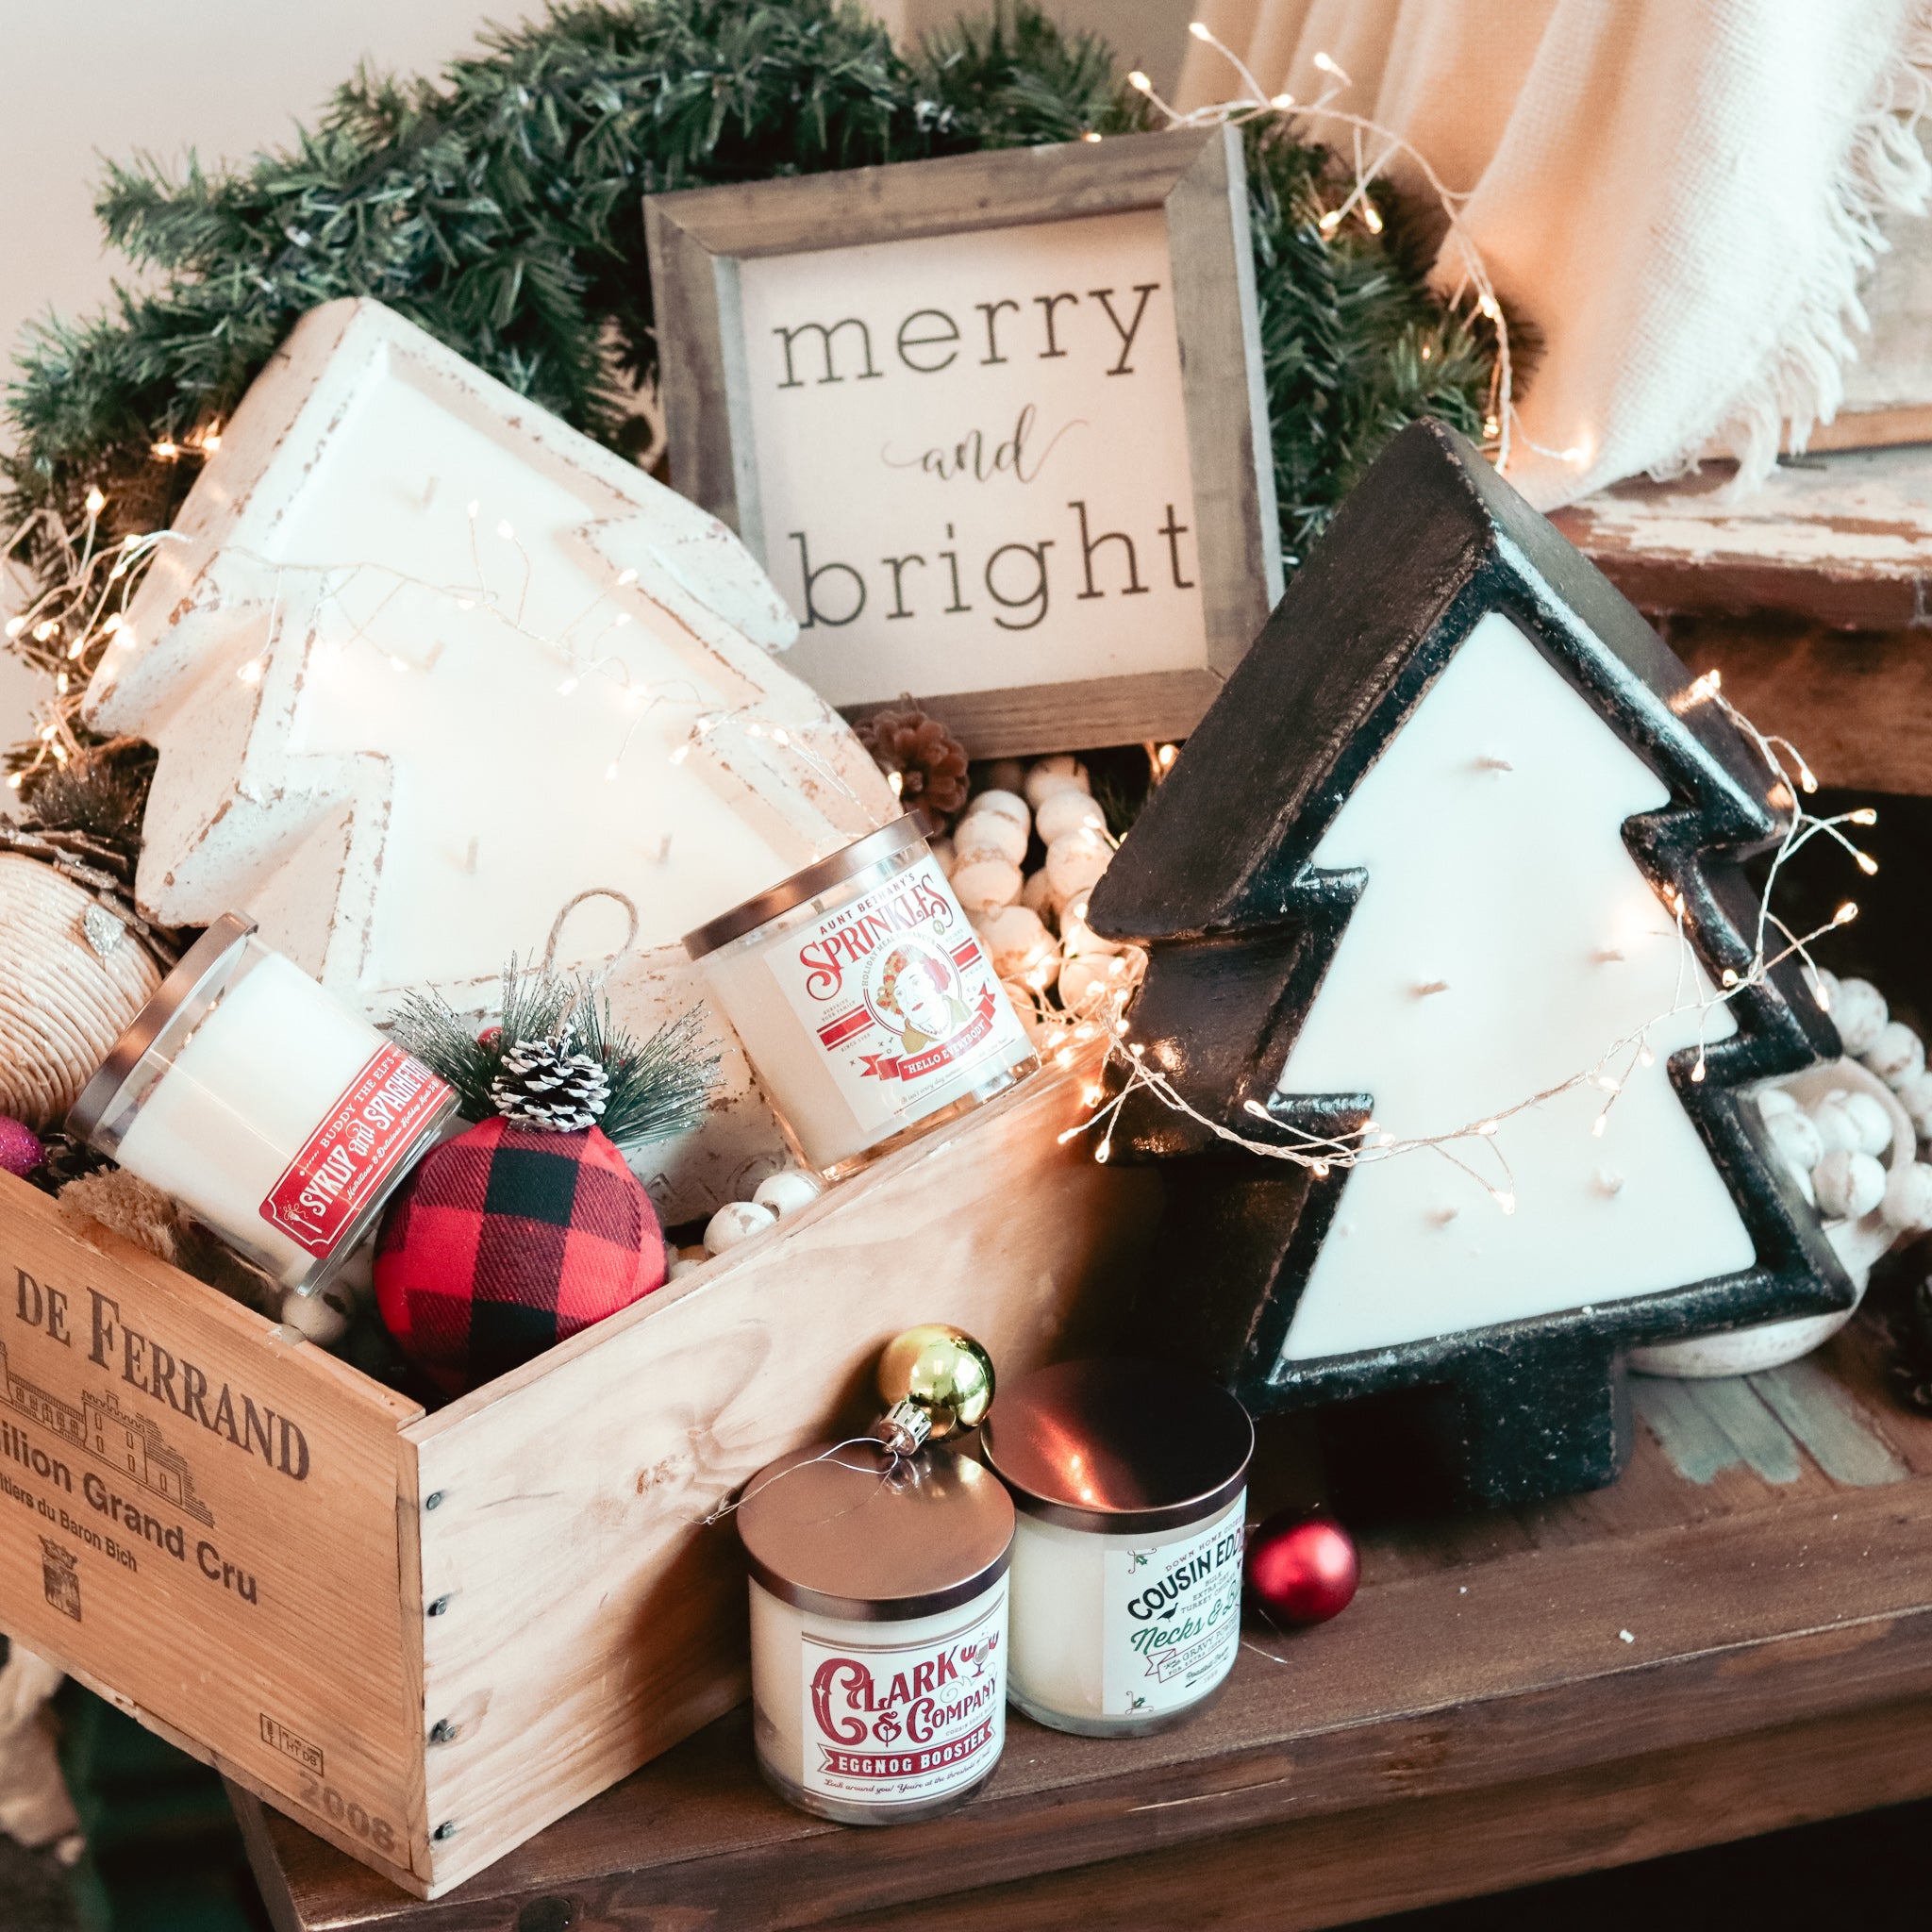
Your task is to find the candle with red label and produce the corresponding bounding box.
[684,816,1037,1176]
[69,916,457,1293]
[737,1438,1013,1824]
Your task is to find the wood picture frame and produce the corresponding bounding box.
[645,128,1281,757]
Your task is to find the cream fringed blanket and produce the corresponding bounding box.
[1177,0,1932,508]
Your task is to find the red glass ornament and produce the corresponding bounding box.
[1244,1507,1358,1625]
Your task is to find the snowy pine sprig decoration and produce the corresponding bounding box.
[391,959,719,1148]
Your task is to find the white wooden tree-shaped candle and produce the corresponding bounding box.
[86,299,896,1214]
[1087,421,1852,1506]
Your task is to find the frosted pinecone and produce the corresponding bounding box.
[489,1026,610,1132]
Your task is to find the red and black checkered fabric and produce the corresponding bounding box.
[374,1118,664,1395]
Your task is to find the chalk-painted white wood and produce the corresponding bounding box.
[1274,610,1752,1363]
[86,299,896,1217]
[1629,1058,1912,1379]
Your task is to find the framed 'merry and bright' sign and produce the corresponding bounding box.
[645,127,1281,756]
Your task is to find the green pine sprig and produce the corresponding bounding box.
[390,958,721,1148]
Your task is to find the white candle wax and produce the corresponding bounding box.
[749,1574,1008,1822]
[1006,1493,1246,1733]
[94,937,453,1289]
[692,830,1036,1174]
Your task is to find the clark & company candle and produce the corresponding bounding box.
[69,914,458,1293]
[737,1438,1013,1824]
[684,814,1037,1175]
[980,1358,1254,1736]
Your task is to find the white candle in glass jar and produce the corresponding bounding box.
[737,1440,1013,1824]
[69,915,457,1292]
[685,816,1037,1176]
[980,1359,1254,1736]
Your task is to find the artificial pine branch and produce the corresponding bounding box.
[390,958,721,1148]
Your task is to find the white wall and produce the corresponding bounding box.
[0,0,517,754]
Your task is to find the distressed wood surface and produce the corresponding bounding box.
[1551,444,1932,629]
[238,1316,1932,1930]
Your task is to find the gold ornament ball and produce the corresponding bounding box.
[876,1324,995,1440]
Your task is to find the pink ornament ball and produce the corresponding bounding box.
[0,1116,43,1180]
[1244,1507,1359,1626]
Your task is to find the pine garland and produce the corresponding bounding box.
[391,960,722,1148]
[2,0,1498,711]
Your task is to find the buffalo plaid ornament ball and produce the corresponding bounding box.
[374,1118,664,1395]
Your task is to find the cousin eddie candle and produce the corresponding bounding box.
[980,1358,1254,1735]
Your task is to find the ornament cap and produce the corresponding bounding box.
[981,1357,1253,1535]
[737,1440,1013,1623]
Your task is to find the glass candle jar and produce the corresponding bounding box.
[980,1359,1254,1737]
[737,1439,1013,1825]
[68,914,458,1294]
[683,815,1037,1177]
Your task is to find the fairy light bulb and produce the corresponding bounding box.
[84,487,106,516]
[1127,70,1152,92]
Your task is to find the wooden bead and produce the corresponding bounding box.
[1766,1109,1824,1177]
[1034,789,1107,846]
[1020,868,1058,921]
[753,1169,824,1218]
[1059,951,1135,1016]
[1024,755,1090,808]
[1806,1097,1861,1158]
[1831,977,1889,1056]
[281,1287,350,1347]
[969,788,1030,831]
[1835,1089,1894,1158]
[1812,1148,1886,1221]
[1058,887,1123,959]
[951,856,1024,913]
[1882,1162,1932,1233]
[1894,1069,1932,1140]
[1864,1020,1925,1091]
[952,810,1027,867]
[704,1199,776,1254]
[1756,1086,1798,1121]
[1044,826,1112,902]
[973,904,1057,982]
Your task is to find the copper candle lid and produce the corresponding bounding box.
[980,1359,1255,1536]
[738,1441,1014,1623]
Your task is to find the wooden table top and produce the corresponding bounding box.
[234,1312,1932,1932]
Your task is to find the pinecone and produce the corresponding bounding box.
[489,1027,611,1132]
[855,703,971,827]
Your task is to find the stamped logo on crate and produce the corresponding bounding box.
[0,1181,425,1887]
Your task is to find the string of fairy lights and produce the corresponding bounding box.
[7,485,880,841]
[1057,670,1875,1218]
[1111,22,1602,476]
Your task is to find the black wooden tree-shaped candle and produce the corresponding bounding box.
[1085,420,1852,1507]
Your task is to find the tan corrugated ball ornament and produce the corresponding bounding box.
[0,852,161,1127]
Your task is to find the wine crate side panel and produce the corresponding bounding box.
[410,1050,1156,1894]
[0,1177,429,1881]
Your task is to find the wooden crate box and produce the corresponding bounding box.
[0,1050,1149,1896]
